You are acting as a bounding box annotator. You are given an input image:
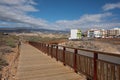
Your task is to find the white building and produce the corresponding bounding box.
[107,28,120,37]
[100,29,107,38]
[87,29,101,38]
[69,29,81,40]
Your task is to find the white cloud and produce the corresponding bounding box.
[79,13,112,23]
[0,0,38,12]
[54,13,115,30]
[56,13,112,24]
[0,0,119,31]
[0,0,48,28]
[103,2,120,11]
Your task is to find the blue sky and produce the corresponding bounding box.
[33,0,120,22]
[0,0,120,30]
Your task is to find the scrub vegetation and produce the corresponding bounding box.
[0,33,19,71]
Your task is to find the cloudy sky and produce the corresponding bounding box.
[0,0,120,30]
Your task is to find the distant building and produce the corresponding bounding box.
[87,29,108,38]
[107,28,120,37]
[100,29,107,38]
[87,29,101,38]
[87,28,120,38]
[69,29,82,40]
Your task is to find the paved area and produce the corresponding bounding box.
[16,44,85,80]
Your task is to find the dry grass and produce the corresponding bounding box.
[60,40,120,53]
[22,34,68,43]
[0,33,19,71]
[0,33,19,48]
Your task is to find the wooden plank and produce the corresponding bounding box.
[111,65,115,80]
[29,42,120,80]
[117,66,120,80]
[16,44,85,80]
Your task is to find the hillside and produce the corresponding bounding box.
[59,40,120,54]
[0,33,19,80]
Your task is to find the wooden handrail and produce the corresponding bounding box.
[29,41,120,57]
[29,41,120,80]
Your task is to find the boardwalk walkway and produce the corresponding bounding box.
[16,44,85,80]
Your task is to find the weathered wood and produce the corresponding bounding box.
[97,59,120,80]
[63,47,66,66]
[117,66,120,80]
[16,44,85,80]
[47,44,49,55]
[56,46,58,61]
[29,42,120,80]
[51,45,53,58]
[93,53,98,80]
[76,54,93,79]
[74,49,77,73]
[65,51,74,67]
[58,49,63,62]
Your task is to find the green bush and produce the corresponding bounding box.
[27,36,41,42]
[5,39,16,48]
[0,34,18,48]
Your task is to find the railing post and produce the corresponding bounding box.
[44,43,46,54]
[43,43,44,52]
[44,44,46,53]
[39,43,41,50]
[42,43,43,52]
[40,43,42,51]
[47,44,49,55]
[38,42,39,49]
[63,47,66,66]
[42,43,43,51]
[56,46,58,61]
[74,49,77,73]
[42,43,44,52]
[51,45,53,58]
[94,52,98,80]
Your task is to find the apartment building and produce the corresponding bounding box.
[69,29,82,40]
[87,29,102,38]
[107,28,120,37]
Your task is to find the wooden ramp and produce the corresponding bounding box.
[16,44,85,80]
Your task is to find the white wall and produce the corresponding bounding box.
[94,30,101,38]
[69,29,78,39]
[87,30,101,38]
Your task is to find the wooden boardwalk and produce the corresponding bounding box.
[15,44,85,80]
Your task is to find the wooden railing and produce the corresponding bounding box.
[29,41,120,80]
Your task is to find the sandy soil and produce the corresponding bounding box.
[0,46,19,80]
[59,40,120,54]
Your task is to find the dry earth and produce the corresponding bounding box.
[59,40,120,54]
[0,47,19,80]
[0,33,19,80]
